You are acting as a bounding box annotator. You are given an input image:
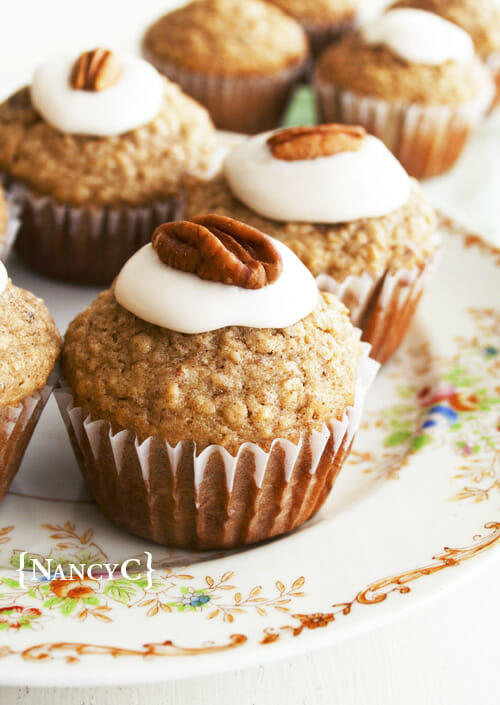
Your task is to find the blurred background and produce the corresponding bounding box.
[1,0,498,243]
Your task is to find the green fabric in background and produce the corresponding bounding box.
[283,86,317,126]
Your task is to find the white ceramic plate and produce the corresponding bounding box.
[0,216,499,687]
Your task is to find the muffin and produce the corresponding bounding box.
[186,125,439,364]
[265,0,358,56]
[142,0,309,134]
[314,9,495,178]
[0,48,216,285]
[392,0,500,111]
[0,183,20,262]
[0,261,61,501]
[57,214,378,549]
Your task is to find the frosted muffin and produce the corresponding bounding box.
[143,0,309,134]
[58,214,377,549]
[0,184,20,262]
[314,9,494,177]
[265,0,358,56]
[392,0,500,111]
[186,125,439,364]
[0,49,215,284]
[0,261,61,501]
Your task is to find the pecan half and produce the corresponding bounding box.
[70,49,122,91]
[152,214,283,289]
[268,124,366,161]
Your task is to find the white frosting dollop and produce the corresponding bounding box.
[224,131,410,223]
[360,9,475,66]
[31,53,164,136]
[115,240,318,334]
[0,261,7,296]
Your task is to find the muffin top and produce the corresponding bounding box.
[265,0,357,25]
[143,0,308,76]
[186,126,437,280]
[315,9,491,104]
[0,52,215,207]
[0,264,61,408]
[63,215,362,454]
[393,0,500,58]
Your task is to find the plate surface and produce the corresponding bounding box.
[0,217,499,686]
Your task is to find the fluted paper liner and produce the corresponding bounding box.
[0,194,21,262]
[11,184,184,285]
[314,78,494,178]
[55,343,378,550]
[317,248,439,364]
[0,380,54,502]
[143,49,307,134]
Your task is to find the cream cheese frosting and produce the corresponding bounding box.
[224,131,411,223]
[115,240,319,334]
[0,261,7,296]
[31,53,164,137]
[360,9,475,66]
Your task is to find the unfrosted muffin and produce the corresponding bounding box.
[143,0,309,133]
[265,0,358,56]
[58,214,377,549]
[392,0,500,110]
[0,48,215,284]
[314,9,494,177]
[186,125,439,364]
[0,261,61,501]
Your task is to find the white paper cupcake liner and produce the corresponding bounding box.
[0,378,55,502]
[314,77,494,178]
[316,246,440,364]
[55,341,378,550]
[10,183,184,285]
[0,194,21,262]
[142,49,308,134]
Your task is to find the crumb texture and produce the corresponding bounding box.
[315,31,491,104]
[186,176,437,280]
[143,0,308,75]
[62,290,361,454]
[0,282,61,408]
[0,79,215,207]
[393,0,500,57]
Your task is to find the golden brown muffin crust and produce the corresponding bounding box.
[143,0,308,76]
[186,176,437,281]
[0,282,61,408]
[266,0,357,25]
[0,79,215,207]
[392,0,500,58]
[315,31,491,104]
[62,289,361,454]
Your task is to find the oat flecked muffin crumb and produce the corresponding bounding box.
[186,176,437,280]
[266,0,357,25]
[0,282,61,408]
[315,31,489,104]
[143,0,308,76]
[0,79,215,207]
[62,289,361,454]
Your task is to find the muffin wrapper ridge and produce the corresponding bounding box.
[314,78,494,178]
[0,195,21,262]
[316,250,439,365]
[55,342,379,550]
[10,185,185,286]
[142,50,308,134]
[301,15,356,58]
[0,379,54,503]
